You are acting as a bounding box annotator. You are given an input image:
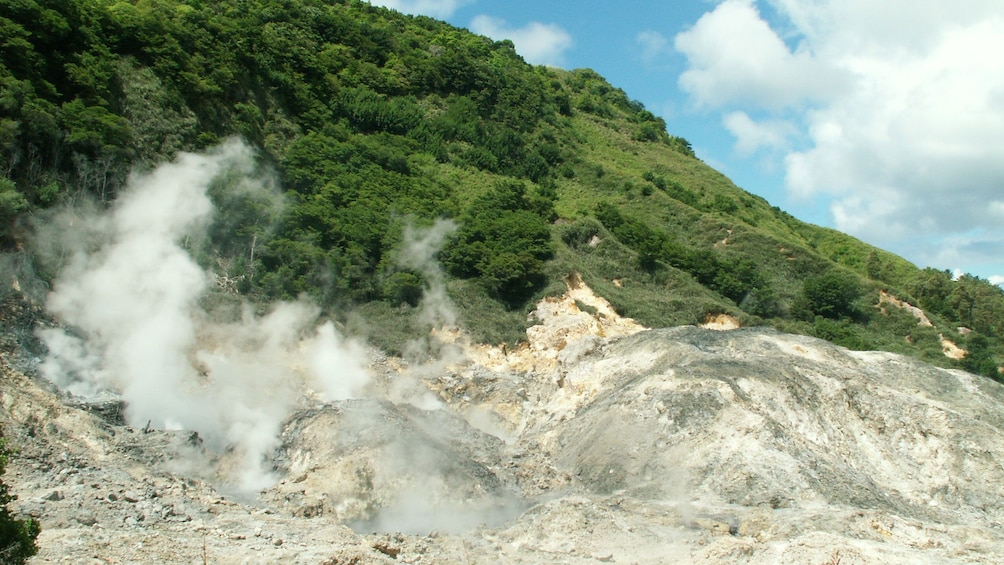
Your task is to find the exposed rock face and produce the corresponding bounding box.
[878,290,971,361]
[552,327,1004,514]
[878,290,934,327]
[4,288,1004,563]
[699,313,741,331]
[265,399,525,533]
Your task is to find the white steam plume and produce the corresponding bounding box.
[397,218,458,329]
[38,139,370,491]
[388,219,466,410]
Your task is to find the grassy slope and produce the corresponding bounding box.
[530,103,986,371]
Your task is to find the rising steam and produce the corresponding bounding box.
[37,139,370,490]
[388,219,466,410]
[397,218,457,329]
[34,140,525,531]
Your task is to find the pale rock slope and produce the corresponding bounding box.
[3,279,1004,564]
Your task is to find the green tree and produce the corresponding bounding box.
[962,334,1000,380]
[906,268,954,319]
[594,201,669,271]
[801,269,862,319]
[444,181,554,305]
[0,178,28,242]
[951,275,1004,336]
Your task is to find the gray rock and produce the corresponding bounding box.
[5,319,1004,564]
[73,511,98,527]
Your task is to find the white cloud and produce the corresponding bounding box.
[989,275,1004,287]
[674,0,846,109]
[785,14,1004,243]
[723,111,796,155]
[366,0,473,19]
[926,232,1004,278]
[470,15,573,67]
[636,30,672,67]
[675,0,1004,273]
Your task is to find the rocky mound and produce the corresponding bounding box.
[3,287,1004,563]
[265,399,525,533]
[551,327,1004,517]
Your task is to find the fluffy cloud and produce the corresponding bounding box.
[723,111,796,155]
[675,0,1004,272]
[470,15,573,67]
[366,0,473,19]
[636,30,672,67]
[675,0,846,109]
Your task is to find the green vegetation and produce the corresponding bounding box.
[0,439,39,564]
[798,269,863,320]
[1,0,1002,375]
[442,180,555,305]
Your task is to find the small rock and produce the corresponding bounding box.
[44,490,64,501]
[74,512,98,527]
[273,538,283,547]
[168,514,192,523]
[373,542,401,559]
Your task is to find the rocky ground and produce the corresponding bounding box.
[3,280,1004,564]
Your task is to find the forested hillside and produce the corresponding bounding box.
[2,0,1002,378]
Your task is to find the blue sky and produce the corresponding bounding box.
[369,0,1004,286]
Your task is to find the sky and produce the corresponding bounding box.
[368,0,1004,287]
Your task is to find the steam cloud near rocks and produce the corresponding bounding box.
[390,219,467,411]
[37,139,371,491]
[33,140,524,533]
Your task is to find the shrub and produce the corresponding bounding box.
[0,179,28,242]
[634,123,662,142]
[962,334,1001,379]
[559,217,603,249]
[443,181,554,306]
[802,269,862,319]
[0,439,40,564]
[812,317,872,350]
[711,194,738,214]
[382,271,424,306]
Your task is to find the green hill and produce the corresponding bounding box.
[2,0,1002,378]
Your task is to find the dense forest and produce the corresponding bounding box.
[1,0,1002,378]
